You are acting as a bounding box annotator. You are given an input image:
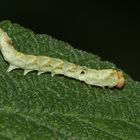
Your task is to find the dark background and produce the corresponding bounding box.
[0,0,140,81]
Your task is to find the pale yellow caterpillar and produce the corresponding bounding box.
[0,28,125,88]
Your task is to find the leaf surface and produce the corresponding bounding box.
[0,21,140,140]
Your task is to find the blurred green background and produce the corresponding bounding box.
[0,0,139,80]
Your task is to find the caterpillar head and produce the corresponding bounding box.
[116,71,125,88]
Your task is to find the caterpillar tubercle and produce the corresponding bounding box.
[0,28,125,88]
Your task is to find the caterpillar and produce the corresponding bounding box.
[0,28,125,88]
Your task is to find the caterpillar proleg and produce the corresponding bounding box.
[0,28,125,88]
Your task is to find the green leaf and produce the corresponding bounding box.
[0,20,140,140]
